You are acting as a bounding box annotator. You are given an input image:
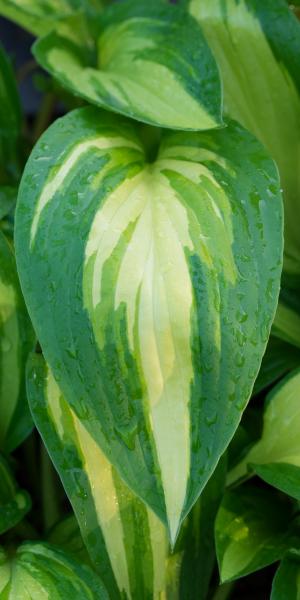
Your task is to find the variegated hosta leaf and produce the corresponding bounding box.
[0,454,31,535]
[0,542,109,598]
[189,0,300,276]
[15,106,282,541]
[0,43,21,184]
[27,354,181,600]
[0,0,95,36]
[0,231,35,453]
[228,369,300,498]
[33,0,222,131]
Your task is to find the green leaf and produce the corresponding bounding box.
[0,43,21,184]
[0,542,109,598]
[272,276,300,349]
[0,0,94,36]
[253,335,300,396]
[15,106,283,542]
[227,407,263,472]
[0,231,35,453]
[271,550,300,600]
[0,44,21,140]
[0,187,16,221]
[47,514,92,567]
[253,463,300,502]
[27,354,181,599]
[33,0,223,131]
[0,454,31,535]
[228,369,300,493]
[180,456,227,600]
[189,0,300,276]
[215,483,299,582]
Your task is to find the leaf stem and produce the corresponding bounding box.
[211,582,235,600]
[32,92,56,142]
[139,124,162,163]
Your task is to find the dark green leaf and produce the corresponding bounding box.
[0,43,21,184]
[0,454,31,535]
[0,187,17,221]
[253,463,300,502]
[180,456,227,599]
[271,550,300,600]
[47,514,92,567]
[253,336,300,395]
[215,483,299,582]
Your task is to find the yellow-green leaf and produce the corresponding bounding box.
[228,370,300,495]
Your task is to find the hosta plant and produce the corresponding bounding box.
[0,0,300,598]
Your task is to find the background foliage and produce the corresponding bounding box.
[0,1,300,598]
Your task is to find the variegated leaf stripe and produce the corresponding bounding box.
[15,106,282,541]
[0,0,94,36]
[189,0,300,276]
[33,0,222,131]
[0,542,109,598]
[27,354,181,600]
[0,454,31,535]
[228,369,300,486]
[0,231,35,453]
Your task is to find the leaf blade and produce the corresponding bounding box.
[0,454,31,535]
[190,0,300,276]
[33,0,223,130]
[215,483,299,582]
[0,541,109,598]
[0,231,35,452]
[271,550,300,600]
[16,106,283,539]
[27,353,179,600]
[228,369,300,496]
